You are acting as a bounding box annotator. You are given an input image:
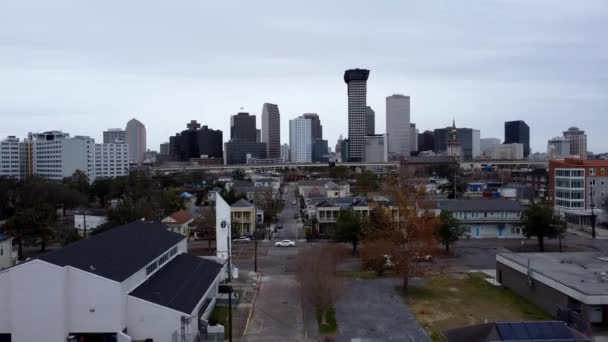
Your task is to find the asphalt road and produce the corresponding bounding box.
[274,183,300,240]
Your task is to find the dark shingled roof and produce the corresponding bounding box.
[437,199,523,212]
[40,221,184,282]
[231,199,254,208]
[129,254,223,314]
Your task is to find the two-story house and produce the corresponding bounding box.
[0,221,225,342]
[436,199,524,238]
[231,199,257,236]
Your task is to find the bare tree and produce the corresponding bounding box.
[297,244,344,326]
[194,207,216,254]
[362,177,439,292]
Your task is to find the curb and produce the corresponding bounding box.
[242,272,262,338]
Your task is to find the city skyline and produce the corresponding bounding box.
[1,1,607,153]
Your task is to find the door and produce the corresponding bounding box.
[475,227,480,237]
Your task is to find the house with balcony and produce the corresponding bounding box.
[436,199,524,238]
[0,221,225,342]
[313,197,368,235]
[231,199,256,236]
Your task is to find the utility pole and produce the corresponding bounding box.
[590,185,596,239]
[227,234,233,342]
[83,209,87,239]
[254,228,258,273]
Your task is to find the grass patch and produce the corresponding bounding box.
[208,306,235,330]
[316,307,338,334]
[401,273,552,337]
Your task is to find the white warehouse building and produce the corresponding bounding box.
[0,222,225,342]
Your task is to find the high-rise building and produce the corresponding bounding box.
[159,142,170,155]
[103,128,126,144]
[364,134,388,163]
[261,103,281,159]
[223,142,267,165]
[289,116,312,163]
[386,94,411,158]
[169,121,223,161]
[302,113,322,141]
[94,142,129,179]
[230,112,257,143]
[410,123,419,153]
[547,137,571,160]
[486,143,524,160]
[280,144,290,162]
[480,138,501,155]
[418,131,435,152]
[504,120,530,157]
[563,127,587,160]
[0,136,21,179]
[434,126,480,160]
[256,129,261,143]
[125,118,146,164]
[29,131,95,181]
[344,69,370,162]
[366,106,375,135]
[312,139,329,162]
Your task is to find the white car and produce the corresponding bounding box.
[291,200,297,205]
[275,240,295,247]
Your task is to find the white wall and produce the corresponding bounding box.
[0,239,13,269]
[126,296,185,342]
[216,195,231,260]
[66,267,124,333]
[8,260,68,341]
[0,270,9,332]
[74,214,107,233]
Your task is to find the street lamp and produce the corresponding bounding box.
[590,186,596,239]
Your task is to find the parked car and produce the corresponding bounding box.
[291,200,297,205]
[233,237,251,243]
[275,240,295,247]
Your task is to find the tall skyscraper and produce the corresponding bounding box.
[103,128,126,143]
[418,131,435,152]
[504,120,530,157]
[410,123,419,153]
[159,142,170,155]
[302,113,322,140]
[169,121,223,161]
[230,112,257,142]
[386,94,411,158]
[547,137,571,159]
[280,144,290,162]
[125,118,146,164]
[261,103,281,159]
[344,69,370,162]
[366,106,375,135]
[289,116,312,163]
[563,127,587,159]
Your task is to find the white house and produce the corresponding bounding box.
[162,210,195,237]
[0,234,16,270]
[436,199,524,238]
[0,221,225,342]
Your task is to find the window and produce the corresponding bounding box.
[590,168,596,176]
[170,246,178,257]
[146,261,158,275]
[159,252,169,265]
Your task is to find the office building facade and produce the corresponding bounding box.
[261,103,281,159]
[94,142,129,179]
[103,128,126,144]
[434,126,480,160]
[344,69,370,162]
[230,112,257,143]
[159,142,170,155]
[289,116,312,163]
[480,138,501,155]
[280,144,290,162]
[0,136,21,179]
[504,120,530,157]
[418,130,435,152]
[364,134,388,163]
[302,113,322,141]
[125,119,146,164]
[224,142,267,165]
[410,123,419,153]
[169,121,223,161]
[366,106,375,135]
[563,127,587,160]
[486,143,524,160]
[547,137,571,160]
[30,131,95,181]
[386,94,411,158]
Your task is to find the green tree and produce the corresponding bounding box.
[329,166,349,180]
[355,171,380,193]
[63,169,90,195]
[518,201,566,252]
[5,203,58,255]
[0,177,18,219]
[92,178,113,207]
[222,189,247,205]
[434,211,466,253]
[334,209,362,256]
[254,188,284,229]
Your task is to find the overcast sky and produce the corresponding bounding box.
[1,1,607,153]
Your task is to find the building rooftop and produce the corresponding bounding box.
[437,199,523,212]
[231,199,254,208]
[163,210,194,224]
[129,254,223,314]
[40,221,184,282]
[498,252,608,297]
[443,321,587,342]
[550,158,608,167]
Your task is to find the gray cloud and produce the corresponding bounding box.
[0,0,607,153]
